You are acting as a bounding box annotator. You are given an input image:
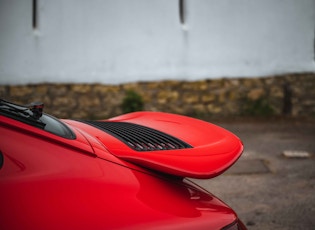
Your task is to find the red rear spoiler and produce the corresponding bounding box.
[72,112,243,179]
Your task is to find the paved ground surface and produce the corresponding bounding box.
[193,118,315,230]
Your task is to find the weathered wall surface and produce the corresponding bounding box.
[1,0,314,85]
[1,74,314,119]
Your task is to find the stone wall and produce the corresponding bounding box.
[1,73,314,119]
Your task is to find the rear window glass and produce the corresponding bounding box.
[39,114,75,139]
[0,100,75,139]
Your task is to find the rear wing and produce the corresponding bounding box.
[79,112,243,179]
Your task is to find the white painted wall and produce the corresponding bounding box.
[0,0,314,85]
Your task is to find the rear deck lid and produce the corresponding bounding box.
[72,112,243,179]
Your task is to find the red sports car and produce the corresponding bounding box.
[0,99,246,230]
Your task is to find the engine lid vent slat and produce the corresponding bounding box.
[81,121,192,152]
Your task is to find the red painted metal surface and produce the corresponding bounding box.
[0,108,246,230]
[67,112,243,179]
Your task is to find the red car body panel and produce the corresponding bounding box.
[0,102,246,230]
[66,112,243,179]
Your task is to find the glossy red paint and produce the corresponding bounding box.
[66,112,243,179]
[0,104,246,230]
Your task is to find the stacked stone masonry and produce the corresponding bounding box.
[1,73,314,119]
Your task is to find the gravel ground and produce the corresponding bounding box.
[193,118,315,230]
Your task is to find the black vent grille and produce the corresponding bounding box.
[82,121,192,151]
